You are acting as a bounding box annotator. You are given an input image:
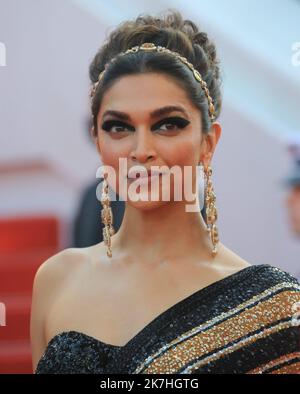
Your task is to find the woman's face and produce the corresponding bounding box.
[94,72,221,210]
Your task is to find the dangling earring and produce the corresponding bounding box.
[203,163,219,257]
[101,173,115,257]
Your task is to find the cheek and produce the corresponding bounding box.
[158,137,200,197]
[98,131,201,186]
[98,135,130,170]
[160,136,199,168]
[99,140,129,196]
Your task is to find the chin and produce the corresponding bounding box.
[125,198,170,211]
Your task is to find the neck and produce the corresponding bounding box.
[111,198,213,265]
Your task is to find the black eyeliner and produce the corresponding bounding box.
[151,116,190,131]
[101,120,134,132]
[101,116,190,133]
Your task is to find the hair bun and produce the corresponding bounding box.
[89,8,222,136]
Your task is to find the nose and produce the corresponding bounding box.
[130,128,156,163]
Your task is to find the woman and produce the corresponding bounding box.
[31,10,300,374]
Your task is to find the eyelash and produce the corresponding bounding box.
[101,117,190,134]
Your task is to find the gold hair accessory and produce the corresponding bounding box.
[90,42,215,121]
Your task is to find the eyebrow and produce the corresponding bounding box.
[102,105,190,121]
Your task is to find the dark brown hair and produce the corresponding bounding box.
[89,9,222,137]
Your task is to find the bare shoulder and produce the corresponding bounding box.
[33,247,89,287]
[31,245,105,309]
[30,246,95,372]
[32,242,108,315]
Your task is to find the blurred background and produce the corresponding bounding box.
[0,0,299,373]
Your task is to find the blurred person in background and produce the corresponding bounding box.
[285,141,300,239]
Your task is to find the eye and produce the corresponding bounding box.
[152,117,190,133]
[101,120,134,133]
[101,116,190,134]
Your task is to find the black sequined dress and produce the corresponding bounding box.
[35,264,300,374]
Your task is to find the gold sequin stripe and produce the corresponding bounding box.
[133,285,300,374]
[269,360,300,374]
[133,282,300,373]
[246,352,300,374]
[181,320,299,374]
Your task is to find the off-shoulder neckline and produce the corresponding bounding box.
[43,264,273,354]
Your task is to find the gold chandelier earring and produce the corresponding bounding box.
[101,173,115,258]
[203,163,219,257]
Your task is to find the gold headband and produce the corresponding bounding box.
[90,42,215,121]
